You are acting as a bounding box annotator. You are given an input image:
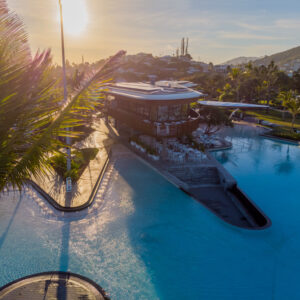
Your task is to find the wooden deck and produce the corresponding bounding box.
[0,272,109,300]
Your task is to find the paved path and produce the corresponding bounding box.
[32,119,113,208]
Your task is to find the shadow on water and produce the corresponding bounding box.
[56,221,71,300]
[0,192,71,299]
[34,218,71,300]
[0,193,22,250]
[275,146,294,174]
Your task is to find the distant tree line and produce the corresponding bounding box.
[185,61,300,106]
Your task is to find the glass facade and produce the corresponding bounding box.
[157,105,168,121]
[168,104,182,121]
[112,98,190,122]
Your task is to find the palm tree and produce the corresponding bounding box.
[258,62,279,105]
[70,69,85,90]
[228,67,243,101]
[0,1,125,191]
[278,90,300,130]
[217,83,235,102]
[245,62,253,73]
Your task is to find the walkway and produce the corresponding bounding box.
[31,118,113,209]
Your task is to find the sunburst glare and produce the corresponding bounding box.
[60,0,88,36]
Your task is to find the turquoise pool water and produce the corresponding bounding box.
[1,126,300,299]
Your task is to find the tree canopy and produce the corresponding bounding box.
[186,61,300,104]
[278,90,300,129]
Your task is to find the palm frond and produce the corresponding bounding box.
[0,1,125,191]
[0,50,125,190]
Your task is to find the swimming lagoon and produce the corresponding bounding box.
[1,125,300,299]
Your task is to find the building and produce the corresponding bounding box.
[103,81,203,138]
[214,64,229,73]
[160,55,173,63]
[187,66,201,74]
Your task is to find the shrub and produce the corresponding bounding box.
[81,148,99,161]
[50,147,99,181]
[270,128,300,141]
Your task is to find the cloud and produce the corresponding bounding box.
[6,0,300,64]
[233,22,272,31]
[218,31,288,41]
[275,19,300,29]
[234,18,300,32]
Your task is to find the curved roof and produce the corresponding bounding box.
[198,100,269,109]
[104,82,203,101]
[155,80,198,88]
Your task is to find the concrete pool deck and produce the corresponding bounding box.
[30,119,112,211]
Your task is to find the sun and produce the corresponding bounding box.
[61,0,88,36]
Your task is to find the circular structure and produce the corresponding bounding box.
[104,81,203,138]
[0,272,110,300]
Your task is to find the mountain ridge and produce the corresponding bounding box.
[253,45,300,67]
[223,56,259,65]
[222,46,300,70]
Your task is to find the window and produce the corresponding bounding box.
[181,104,189,118]
[169,104,181,121]
[150,105,157,121]
[136,103,150,118]
[158,105,168,121]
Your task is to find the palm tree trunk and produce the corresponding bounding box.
[237,88,240,102]
[292,114,295,131]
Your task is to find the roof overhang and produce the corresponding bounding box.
[198,100,269,109]
[103,82,203,103]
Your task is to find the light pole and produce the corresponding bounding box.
[58,0,72,192]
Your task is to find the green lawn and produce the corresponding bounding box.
[245,109,300,141]
[246,109,300,130]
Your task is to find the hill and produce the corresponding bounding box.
[253,45,300,67]
[223,56,259,65]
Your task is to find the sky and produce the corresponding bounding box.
[7,0,300,64]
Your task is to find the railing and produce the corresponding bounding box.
[107,107,200,137]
